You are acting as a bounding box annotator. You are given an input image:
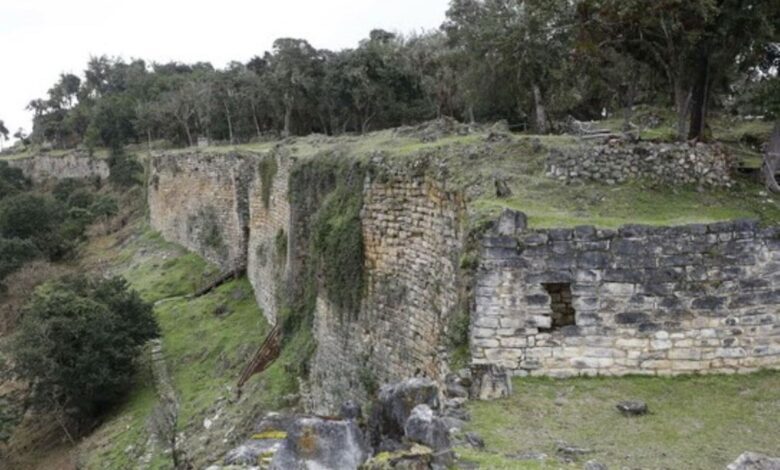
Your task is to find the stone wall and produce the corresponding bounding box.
[308,164,466,413]
[247,150,292,324]
[472,210,780,377]
[546,140,733,187]
[148,153,252,271]
[6,154,109,183]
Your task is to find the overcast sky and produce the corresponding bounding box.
[0,0,450,143]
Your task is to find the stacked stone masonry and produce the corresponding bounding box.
[547,140,733,187]
[247,151,292,325]
[309,170,466,413]
[6,154,109,183]
[472,211,780,377]
[149,152,466,413]
[148,153,252,270]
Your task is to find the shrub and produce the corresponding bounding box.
[11,276,158,425]
[52,178,83,202]
[66,188,95,209]
[89,194,119,219]
[0,238,40,283]
[0,192,66,258]
[108,149,143,188]
[0,162,30,199]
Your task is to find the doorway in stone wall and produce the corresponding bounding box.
[542,283,575,329]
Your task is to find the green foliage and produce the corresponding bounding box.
[274,228,287,266]
[89,194,119,219]
[310,164,366,318]
[107,149,143,188]
[258,155,278,208]
[66,187,95,209]
[0,192,67,259]
[11,276,158,422]
[0,162,30,199]
[0,237,40,284]
[52,178,85,202]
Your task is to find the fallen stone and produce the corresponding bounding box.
[269,416,369,470]
[556,443,592,461]
[404,405,451,452]
[727,452,780,470]
[584,460,608,470]
[361,444,434,470]
[341,400,362,420]
[369,378,440,448]
[464,432,485,450]
[224,438,282,466]
[616,400,648,416]
[470,365,512,400]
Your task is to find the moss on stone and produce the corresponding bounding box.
[257,154,278,209]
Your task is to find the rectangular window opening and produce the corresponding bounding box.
[542,283,576,330]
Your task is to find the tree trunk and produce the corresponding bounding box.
[688,48,711,141]
[224,101,234,144]
[674,81,692,141]
[283,105,292,137]
[468,105,476,124]
[250,101,262,138]
[764,122,780,193]
[532,83,548,134]
[183,122,193,147]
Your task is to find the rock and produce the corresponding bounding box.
[616,400,648,416]
[584,460,608,470]
[494,177,513,198]
[727,452,780,470]
[369,378,440,448]
[224,437,283,466]
[496,208,526,235]
[269,416,369,470]
[464,432,485,449]
[470,365,512,400]
[404,405,451,452]
[445,382,469,399]
[556,442,592,461]
[362,444,434,470]
[340,400,362,420]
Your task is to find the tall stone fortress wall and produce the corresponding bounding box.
[5,153,109,183]
[148,151,467,413]
[307,159,466,413]
[148,148,780,412]
[472,210,780,377]
[148,153,252,271]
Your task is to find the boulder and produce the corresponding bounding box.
[464,432,485,450]
[269,416,369,470]
[361,444,434,470]
[616,400,648,416]
[369,378,440,448]
[727,452,780,470]
[404,405,450,452]
[584,460,608,470]
[470,365,512,400]
[341,400,363,421]
[224,438,283,466]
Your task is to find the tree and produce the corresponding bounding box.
[0,193,66,258]
[107,148,143,188]
[0,120,8,150]
[11,276,157,430]
[268,38,323,136]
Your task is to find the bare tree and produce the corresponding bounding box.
[763,122,780,193]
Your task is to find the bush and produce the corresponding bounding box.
[0,238,40,283]
[0,192,67,259]
[108,149,143,188]
[11,276,158,424]
[52,178,83,202]
[66,188,95,209]
[0,162,30,199]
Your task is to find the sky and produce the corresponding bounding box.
[0,0,451,144]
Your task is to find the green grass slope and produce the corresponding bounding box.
[459,372,780,469]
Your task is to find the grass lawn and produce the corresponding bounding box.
[460,372,780,469]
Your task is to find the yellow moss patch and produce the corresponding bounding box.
[251,430,287,440]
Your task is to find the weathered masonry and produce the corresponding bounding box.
[5,153,109,183]
[148,147,780,411]
[472,210,780,377]
[148,151,466,413]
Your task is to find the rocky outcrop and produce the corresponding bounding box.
[269,417,369,470]
[5,153,109,183]
[547,139,733,187]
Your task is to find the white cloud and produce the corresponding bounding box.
[0,0,449,143]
